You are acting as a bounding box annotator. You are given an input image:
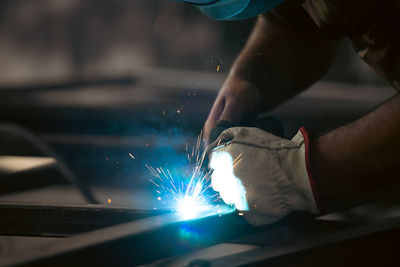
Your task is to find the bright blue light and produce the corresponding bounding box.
[210,151,249,211]
[177,195,209,219]
[145,132,238,221]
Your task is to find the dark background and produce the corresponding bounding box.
[0,0,385,86]
[0,0,395,202]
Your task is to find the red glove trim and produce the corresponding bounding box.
[299,127,322,212]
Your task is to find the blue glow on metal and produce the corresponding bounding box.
[147,163,217,219]
[177,195,209,219]
[146,133,235,220]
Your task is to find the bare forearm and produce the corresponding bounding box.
[228,1,339,110]
[311,94,400,208]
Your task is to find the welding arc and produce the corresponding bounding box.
[0,123,98,204]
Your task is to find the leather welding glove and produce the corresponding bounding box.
[208,127,320,226]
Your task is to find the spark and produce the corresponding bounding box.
[233,153,243,168]
[107,198,112,204]
[146,131,231,219]
[129,153,135,159]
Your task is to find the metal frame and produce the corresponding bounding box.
[1,200,400,266]
[0,203,167,237]
[0,206,254,266]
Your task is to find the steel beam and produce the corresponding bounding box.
[0,203,167,237]
[0,209,255,266]
[1,203,400,266]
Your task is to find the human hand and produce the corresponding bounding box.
[209,127,319,226]
[203,78,261,146]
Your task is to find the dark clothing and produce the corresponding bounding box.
[278,0,400,90]
[304,0,400,90]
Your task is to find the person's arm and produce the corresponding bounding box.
[203,0,339,143]
[208,95,400,225]
[311,94,400,210]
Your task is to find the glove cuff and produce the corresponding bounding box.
[299,127,322,212]
[280,127,320,215]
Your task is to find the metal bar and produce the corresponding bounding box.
[0,209,254,266]
[2,203,400,266]
[0,203,168,237]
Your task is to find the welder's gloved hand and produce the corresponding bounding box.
[208,127,320,226]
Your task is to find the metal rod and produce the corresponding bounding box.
[0,203,168,237]
[0,209,253,266]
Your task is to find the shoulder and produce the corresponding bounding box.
[266,0,328,33]
[302,0,377,37]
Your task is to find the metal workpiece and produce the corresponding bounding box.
[3,201,400,267]
[0,203,168,237]
[146,216,400,267]
[0,207,254,266]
